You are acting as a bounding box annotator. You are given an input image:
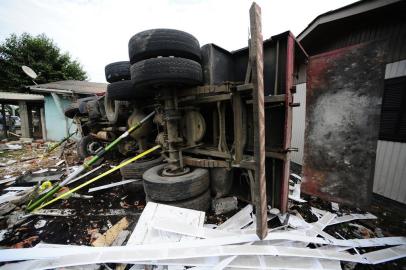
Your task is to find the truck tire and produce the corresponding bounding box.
[64,103,80,119]
[143,164,210,202]
[78,96,98,114]
[128,29,201,64]
[130,57,203,88]
[86,100,101,119]
[146,189,211,211]
[107,81,134,100]
[104,90,129,124]
[105,61,131,83]
[77,135,102,160]
[106,80,152,100]
[120,156,164,179]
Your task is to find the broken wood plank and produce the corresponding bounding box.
[92,217,129,247]
[216,204,253,231]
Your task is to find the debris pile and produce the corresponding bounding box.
[0,142,405,270]
[1,198,406,269]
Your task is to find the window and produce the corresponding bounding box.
[379,77,406,142]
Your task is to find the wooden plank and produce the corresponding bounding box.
[249,2,268,240]
[92,218,129,247]
[232,93,244,163]
[184,148,231,159]
[246,94,285,104]
[180,94,232,104]
[236,83,253,91]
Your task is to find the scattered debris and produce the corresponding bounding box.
[33,220,47,229]
[1,202,405,269]
[0,143,404,270]
[0,159,17,167]
[211,196,238,215]
[0,143,22,151]
[331,202,340,211]
[88,179,138,193]
[92,217,129,247]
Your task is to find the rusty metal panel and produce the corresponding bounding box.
[302,41,386,206]
[279,33,295,213]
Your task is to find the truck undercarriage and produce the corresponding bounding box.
[65,5,307,239]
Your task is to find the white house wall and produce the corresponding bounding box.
[373,140,406,204]
[291,83,306,165]
[372,60,406,203]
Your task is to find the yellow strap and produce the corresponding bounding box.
[33,145,161,212]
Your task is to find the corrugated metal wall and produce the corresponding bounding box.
[305,17,406,63]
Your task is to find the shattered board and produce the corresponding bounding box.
[303,41,386,206]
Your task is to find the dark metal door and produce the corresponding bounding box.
[302,41,386,206]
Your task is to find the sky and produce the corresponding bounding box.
[0,0,358,83]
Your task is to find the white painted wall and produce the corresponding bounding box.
[373,60,406,203]
[373,140,406,203]
[291,83,306,165]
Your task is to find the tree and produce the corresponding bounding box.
[0,33,87,92]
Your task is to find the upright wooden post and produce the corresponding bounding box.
[1,104,7,138]
[249,2,268,240]
[40,107,47,141]
[18,101,31,138]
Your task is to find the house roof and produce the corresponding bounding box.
[29,80,107,95]
[297,0,402,42]
[0,92,44,102]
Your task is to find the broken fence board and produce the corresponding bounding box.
[88,179,138,193]
[152,219,406,247]
[67,164,105,185]
[363,245,406,264]
[0,177,17,185]
[126,202,205,246]
[328,213,377,226]
[32,209,75,216]
[216,204,253,231]
[0,244,380,266]
[137,256,342,270]
[4,187,33,191]
[310,207,377,225]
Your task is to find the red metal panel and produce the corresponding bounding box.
[302,41,386,206]
[279,33,295,213]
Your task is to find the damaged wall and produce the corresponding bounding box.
[44,95,78,141]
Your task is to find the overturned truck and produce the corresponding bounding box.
[65,6,307,239]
